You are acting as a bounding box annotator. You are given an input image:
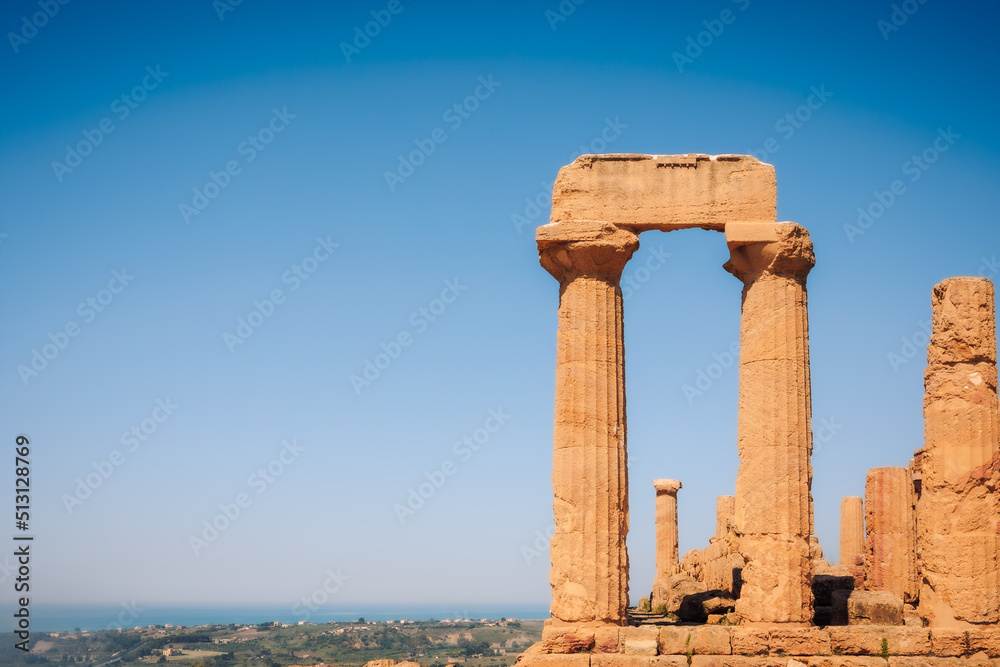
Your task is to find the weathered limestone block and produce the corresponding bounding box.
[594,626,623,654]
[725,222,816,624]
[657,626,691,656]
[929,629,968,656]
[767,628,831,656]
[729,627,769,656]
[591,657,688,667]
[840,496,864,582]
[541,622,597,653]
[967,628,1000,657]
[864,467,917,603]
[806,659,894,667]
[829,627,892,655]
[878,627,932,655]
[658,627,732,657]
[919,277,1000,626]
[550,154,776,233]
[652,480,682,606]
[886,659,970,667]
[685,659,751,667]
[848,590,904,626]
[515,654,591,667]
[687,626,733,656]
[697,512,743,597]
[657,573,707,616]
[701,594,738,617]
[690,659,789,667]
[648,659,689,667]
[622,626,659,656]
[538,221,639,625]
[808,659,892,667]
[679,549,704,582]
[678,590,737,623]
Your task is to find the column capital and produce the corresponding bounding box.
[537,220,639,284]
[653,479,682,495]
[723,222,815,284]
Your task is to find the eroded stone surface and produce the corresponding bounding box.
[864,468,916,604]
[718,496,737,539]
[919,278,1000,626]
[541,622,598,654]
[657,573,708,617]
[622,627,660,656]
[848,590,904,626]
[687,499,744,599]
[540,221,639,624]
[767,628,831,656]
[550,154,776,233]
[726,223,816,624]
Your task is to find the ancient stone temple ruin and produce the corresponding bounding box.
[517,154,1000,667]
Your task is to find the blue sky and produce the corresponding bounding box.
[2,0,999,616]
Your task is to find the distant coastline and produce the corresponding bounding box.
[1,604,550,633]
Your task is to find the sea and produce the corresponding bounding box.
[1,604,550,633]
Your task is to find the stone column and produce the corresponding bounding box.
[724,222,815,624]
[839,496,864,567]
[919,277,1000,625]
[840,496,865,585]
[537,220,639,625]
[864,468,916,602]
[716,495,736,539]
[653,479,682,599]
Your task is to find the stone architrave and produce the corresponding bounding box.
[550,154,776,232]
[537,219,639,625]
[725,221,816,624]
[918,277,1000,625]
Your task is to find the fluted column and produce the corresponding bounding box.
[537,220,639,625]
[653,479,682,599]
[864,468,916,602]
[839,497,864,567]
[725,222,815,624]
[918,277,1000,625]
[840,496,864,586]
[717,495,736,539]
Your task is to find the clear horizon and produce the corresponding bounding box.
[2,0,999,612]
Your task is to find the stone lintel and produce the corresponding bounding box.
[548,153,777,232]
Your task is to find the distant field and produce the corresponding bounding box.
[0,619,544,666]
[165,648,226,661]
